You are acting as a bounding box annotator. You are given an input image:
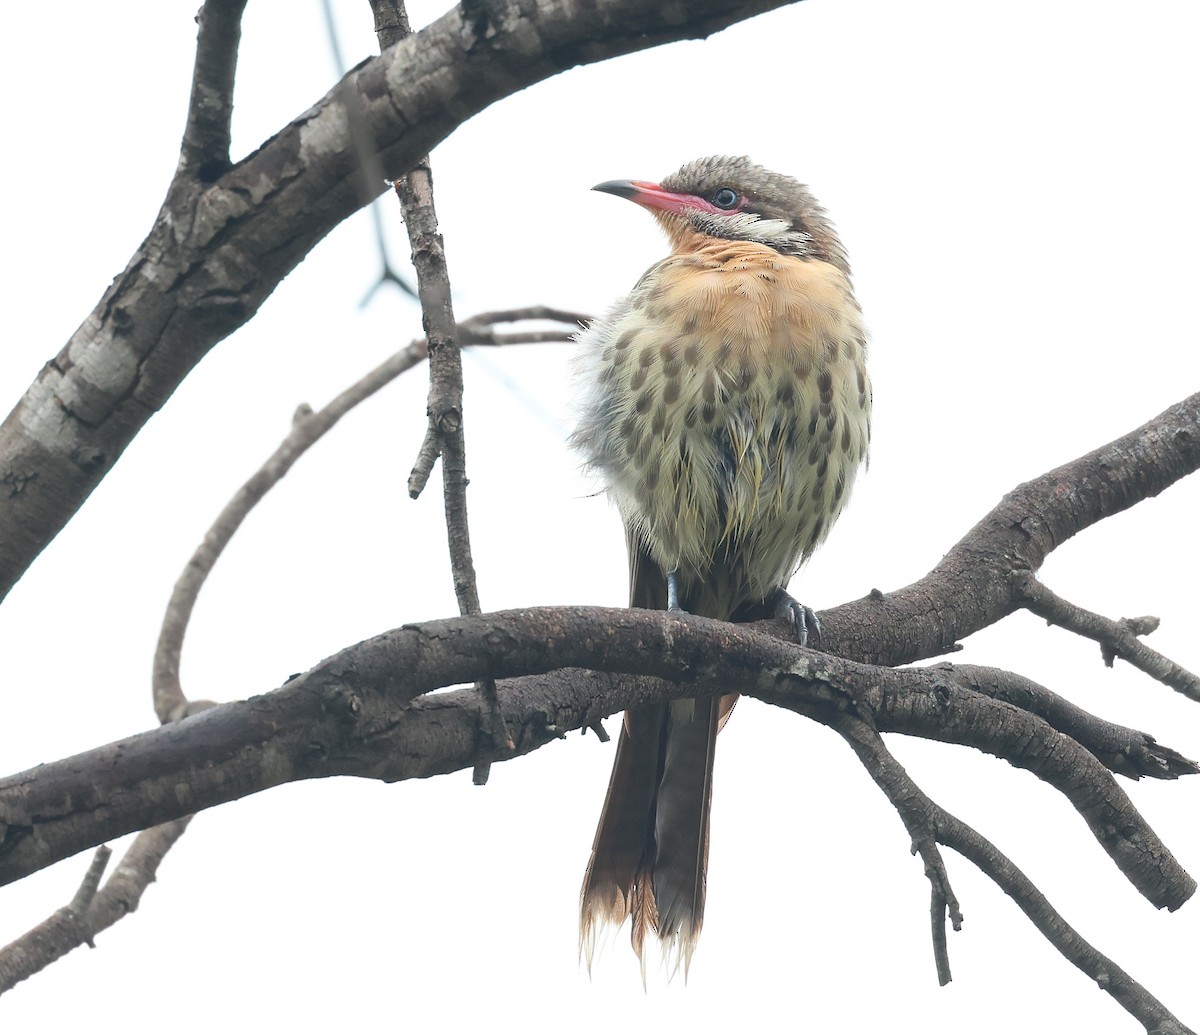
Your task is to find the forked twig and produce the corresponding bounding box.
[834,715,1195,1034]
[1015,572,1200,701]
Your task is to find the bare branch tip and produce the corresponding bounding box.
[586,720,611,743]
[68,846,113,915]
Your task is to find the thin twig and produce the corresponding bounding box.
[397,162,465,502]
[0,685,211,992]
[834,715,1194,1034]
[1014,572,1200,702]
[152,311,579,721]
[398,161,507,779]
[67,846,112,919]
[586,720,611,743]
[179,0,248,179]
[152,336,423,722]
[919,840,963,986]
[461,306,592,329]
[320,0,415,299]
[464,329,578,346]
[377,0,510,780]
[0,848,109,992]
[832,716,962,984]
[0,821,193,994]
[0,846,114,991]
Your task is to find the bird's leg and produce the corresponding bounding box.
[667,570,683,612]
[770,588,821,648]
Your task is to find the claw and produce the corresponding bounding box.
[771,589,820,647]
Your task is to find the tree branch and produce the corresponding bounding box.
[0,847,111,992]
[0,0,799,602]
[179,0,248,180]
[1015,573,1200,701]
[0,820,191,992]
[151,309,579,721]
[2,607,1193,910]
[945,663,1197,780]
[835,715,1196,1035]
[378,0,507,781]
[834,717,962,984]
[818,393,1200,664]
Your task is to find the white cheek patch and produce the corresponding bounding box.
[695,211,811,253]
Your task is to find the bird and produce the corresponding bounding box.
[570,155,871,976]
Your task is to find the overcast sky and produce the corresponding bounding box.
[2,1,1199,1031]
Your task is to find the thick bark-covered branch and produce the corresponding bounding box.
[944,664,1195,780]
[1,606,1193,910]
[820,393,1200,664]
[0,0,799,602]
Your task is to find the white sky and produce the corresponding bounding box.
[2,1,1199,1031]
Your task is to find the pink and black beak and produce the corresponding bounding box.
[593,179,724,217]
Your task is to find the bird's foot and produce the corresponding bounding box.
[770,588,821,648]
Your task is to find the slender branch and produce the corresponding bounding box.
[396,161,507,774]
[152,307,577,720]
[942,815,1197,1035]
[67,846,111,917]
[395,162,474,572]
[179,0,248,180]
[465,328,578,345]
[0,847,111,992]
[321,0,416,298]
[834,715,1195,1035]
[379,0,509,782]
[76,820,195,940]
[460,306,591,330]
[1014,573,1200,701]
[832,716,962,984]
[0,822,192,993]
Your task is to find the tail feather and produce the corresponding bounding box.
[652,696,719,976]
[579,704,665,971]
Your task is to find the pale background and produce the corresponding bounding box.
[1,1,1198,1031]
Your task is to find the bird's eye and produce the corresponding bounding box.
[712,187,740,210]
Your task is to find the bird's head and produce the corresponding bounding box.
[593,155,848,274]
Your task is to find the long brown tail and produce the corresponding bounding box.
[579,696,719,977]
[580,546,731,976]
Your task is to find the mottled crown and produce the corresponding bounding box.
[660,155,849,274]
